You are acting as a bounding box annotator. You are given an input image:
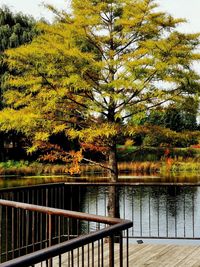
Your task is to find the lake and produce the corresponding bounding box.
[0,173,200,245]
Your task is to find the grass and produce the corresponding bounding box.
[0,157,199,177]
[0,160,68,176]
[168,160,200,173]
[118,161,160,174]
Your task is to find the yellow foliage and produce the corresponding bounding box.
[124,139,134,147]
[35,132,49,141]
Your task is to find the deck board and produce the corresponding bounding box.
[128,244,200,267]
[36,243,200,266]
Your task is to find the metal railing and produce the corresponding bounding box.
[0,199,132,267]
[0,182,200,240]
[0,183,66,209]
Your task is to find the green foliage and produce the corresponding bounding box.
[117,145,199,162]
[0,6,37,51]
[0,7,39,161]
[142,127,199,147]
[117,146,163,161]
[0,160,78,175]
[144,100,199,132]
[0,6,38,102]
[0,160,29,169]
[169,161,200,173]
[126,124,200,147]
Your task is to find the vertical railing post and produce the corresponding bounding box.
[11,207,14,259]
[0,205,2,263]
[82,246,84,267]
[5,206,8,261]
[119,232,123,267]
[48,214,52,267]
[101,238,104,267]
[109,235,114,267]
[49,214,52,246]
[126,229,129,267]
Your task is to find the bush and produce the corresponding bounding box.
[127,125,200,148]
[117,146,199,162]
[142,127,199,148]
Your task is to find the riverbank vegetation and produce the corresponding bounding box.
[0,152,200,177]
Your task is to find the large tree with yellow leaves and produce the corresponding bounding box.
[1,0,200,180]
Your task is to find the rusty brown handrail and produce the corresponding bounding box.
[0,199,123,224]
[0,199,133,267]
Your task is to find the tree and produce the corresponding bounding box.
[144,98,199,132]
[0,6,37,51]
[0,0,200,181]
[0,6,38,160]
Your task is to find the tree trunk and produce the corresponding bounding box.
[107,185,120,218]
[107,142,120,219]
[108,142,118,182]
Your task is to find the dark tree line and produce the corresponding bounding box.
[144,103,199,132]
[0,6,38,161]
[0,6,37,51]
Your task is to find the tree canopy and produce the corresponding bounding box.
[0,0,200,180]
[0,6,37,51]
[0,6,38,106]
[144,98,199,132]
[0,6,38,161]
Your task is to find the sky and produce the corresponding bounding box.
[0,0,200,34]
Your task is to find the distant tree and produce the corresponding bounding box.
[141,126,199,147]
[164,108,197,132]
[1,0,200,183]
[144,97,199,132]
[0,6,38,160]
[0,6,37,50]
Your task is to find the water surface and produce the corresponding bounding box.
[1,172,200,245]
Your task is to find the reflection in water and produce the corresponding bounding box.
[79,185,200,239]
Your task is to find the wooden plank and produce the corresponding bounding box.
[157,246,193,267]
[165,245,200,267]
[133,244,175,266]
[174,246,200,267]
[36,243,200,267]
[131,244,175,266]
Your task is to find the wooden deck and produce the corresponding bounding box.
[40,243,200,266]
[128,243,200,266]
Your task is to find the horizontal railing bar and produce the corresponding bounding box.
[0,182,199,195]
[128,236,200,240]
[0,182,65,193]
[0,199,123,224]
[0,218,132,267]
[64,182,200,186]
[2,235,69,256]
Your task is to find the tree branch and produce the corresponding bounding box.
[82,157,112,172]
